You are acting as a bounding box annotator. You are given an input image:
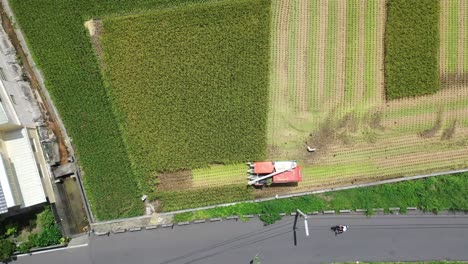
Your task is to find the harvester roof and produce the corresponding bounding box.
[273,166,302,183]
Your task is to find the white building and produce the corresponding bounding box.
[0,28,53,215]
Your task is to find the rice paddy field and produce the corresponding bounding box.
[191,0,468,198]
[7,0,468,219]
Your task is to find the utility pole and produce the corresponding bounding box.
[293,209,309,246]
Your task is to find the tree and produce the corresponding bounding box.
[0,239,16,262]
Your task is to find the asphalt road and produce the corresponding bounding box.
[13,214,468,264]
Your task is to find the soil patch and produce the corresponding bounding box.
[84,19,106,69]
[441,119,457,140]
[418,109,443,138]
[158,170,193,191]
[441,73,468,88]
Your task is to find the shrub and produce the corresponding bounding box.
[0,239,16,262]
[385,0,440,99]
[17,241,32,254]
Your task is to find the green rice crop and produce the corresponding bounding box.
[385,0,440,99]
[8,0,268,220]
[100,0,270,199]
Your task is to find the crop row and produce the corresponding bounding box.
[384,0,440,100]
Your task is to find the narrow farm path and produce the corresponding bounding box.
[296,0,309,113]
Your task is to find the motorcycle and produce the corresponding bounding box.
[331,225,348,235]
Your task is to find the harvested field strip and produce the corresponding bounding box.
[325,0,337,101]
[334,0,347,107]
[295,0,310,112]
[466,0,468,72]
[315,0,328,110]
[447,0,459,73]
[306,0,318,111]
[288,0,298,109]
[355,0,366,103]
[156,184,254,212]
[440,0,448,75]
[382,108,468,129]
[192,164,246,188]
[383,96,468,119]
[267,0,279,144]
[374,0,385,104]
[345,0,358,103]
[459,0,465,73]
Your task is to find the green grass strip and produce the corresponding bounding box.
[345,0,358,103]
[325,0,337,100]
[364,0,376,101]
[174,172,468,224]
[447,0,459,73]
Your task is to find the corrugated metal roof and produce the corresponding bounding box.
[0,184,7,214]
[0,102,9,125]
[0,152,15,209]
[4,128,46,207]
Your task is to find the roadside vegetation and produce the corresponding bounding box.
[0,206,65,261]
[100,0,270,199]
[174,173,468,224]
[385,0,440,99]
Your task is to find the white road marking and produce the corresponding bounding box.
[16,244,89,258]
